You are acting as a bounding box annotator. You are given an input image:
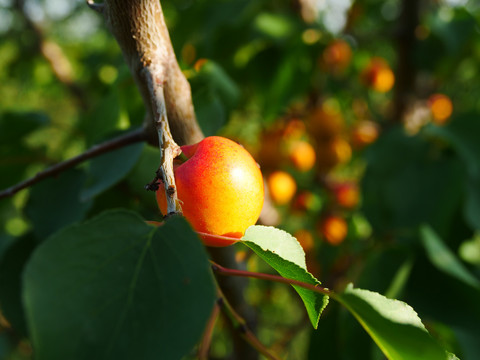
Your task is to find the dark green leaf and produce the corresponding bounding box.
[241,226,329,328]
[420,225,480,290]
[81,141,144,201]
[193,89,227,137]
[336,284,450,360]
[23,210,215,360]
[25,168,93,240]
[427,115,480,229]
[0,234,36,336]
[0,111,49,189]
[362,127,464,238]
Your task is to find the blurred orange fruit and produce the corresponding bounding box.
[331,182,360,209]
[294,229,315,252]
[267,171,297,205]
[288,140,316,172]
[319,215,348,246]
[351,120,380,148]
[322,39,352,74]
[428,94,453,125]
[361,57,395,93]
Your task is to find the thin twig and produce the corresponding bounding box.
[198,299,221,360]
[217,289,281,360]
[211,262,333,297]
[0,127,147,199]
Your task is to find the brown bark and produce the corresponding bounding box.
[103,0,204,146]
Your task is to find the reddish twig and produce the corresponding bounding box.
[211,262,333,297]
[198,299,221,360]
[0,127,147,199]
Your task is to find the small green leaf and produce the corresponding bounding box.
[81,141,144,201]
[23,210,216,360]
[337,284,450,360]
[420,225,480,290]
[242,225,329,328]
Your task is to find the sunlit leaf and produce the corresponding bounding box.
[337,284,450,360]
[242,225,329,328]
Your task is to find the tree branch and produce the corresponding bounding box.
[101,0,203,146]
[0,128,147,199]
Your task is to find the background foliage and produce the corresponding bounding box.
[1,0,480,359]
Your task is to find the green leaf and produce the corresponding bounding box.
[426,114,480,230]
[420,225,480,290]
[459,233,480,265]
[23,210,215,360]
[193,89,227,137]
[25,168,93,240]
[0,111,49,189]
[336,284,450,360]
[81,141,144,201]
[241,225,329,328]
[362,126,464,238]
[0,233,37,336]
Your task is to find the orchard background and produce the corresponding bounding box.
[1,0,480,359]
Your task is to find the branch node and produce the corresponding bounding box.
[162,211,182,220]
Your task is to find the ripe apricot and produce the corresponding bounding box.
[156,136,264,247]
[361,57,395,93]
[288,140,316,172]
[322,39,352,74]
[331,182,360,209]
[428,93,453,125]
[351,120,379,148]
[267,171,297,205]
[319,215,348,246]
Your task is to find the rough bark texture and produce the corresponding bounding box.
[103,0,203,146]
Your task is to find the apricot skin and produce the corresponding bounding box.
[156,136,264,247]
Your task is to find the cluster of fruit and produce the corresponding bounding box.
[321,39,395,93]
[255,98,379,257]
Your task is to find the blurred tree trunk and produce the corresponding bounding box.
[392,0,421,123]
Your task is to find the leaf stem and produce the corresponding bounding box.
[0,127,148,200]
[211,261,333,297]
